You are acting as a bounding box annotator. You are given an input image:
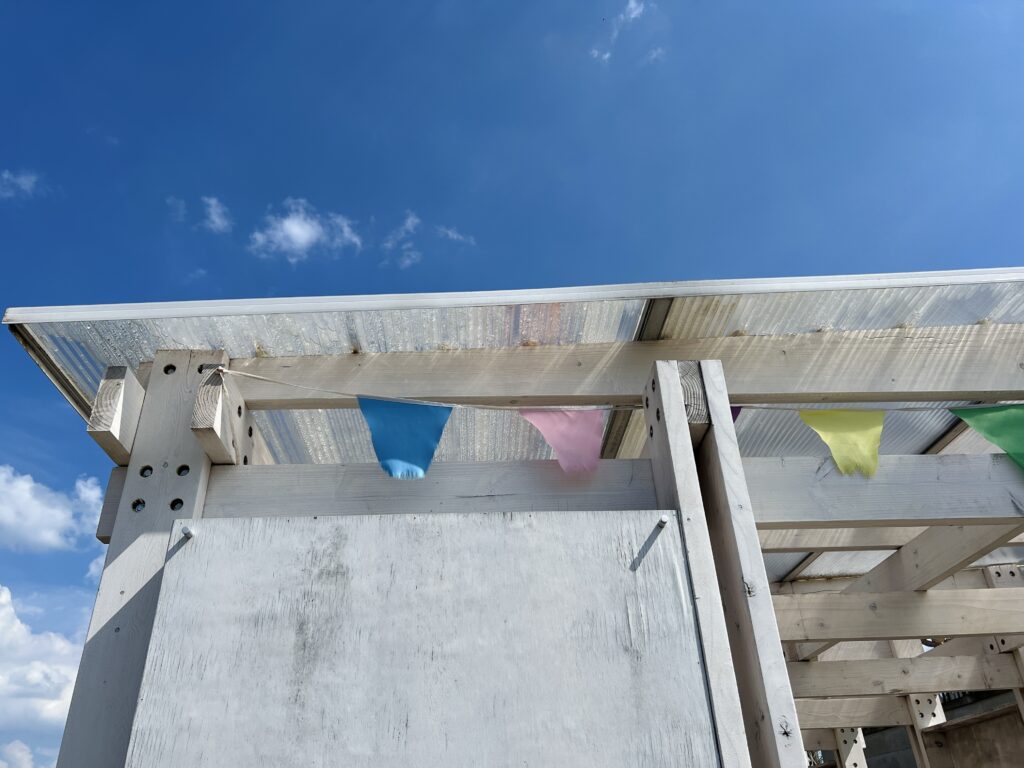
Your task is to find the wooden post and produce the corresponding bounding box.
[57,350,228,768]
[833,727,867,768]
[87,366,145,465]
[694,360,804,767]
[644,360,752,767]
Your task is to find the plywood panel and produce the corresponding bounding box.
[126,511,722,767]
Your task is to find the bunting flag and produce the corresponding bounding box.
[520,409,604,473]
[730,406,742,422]
[799,409,885,477]
[358,397,452,479]
[950,405,1024,472]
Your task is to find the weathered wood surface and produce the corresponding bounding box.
[645,361,751,766]
[220,323,1024,409]
[203,460,658,518]
[59,350,227,768]
[126,512,723,767]
[95,466,126,543]
[747,454,1024,528]
[695,360,803,768]
[87,366,144,465]
[788,655,1023,698]
[775,589,1024,642]
[796,696,914,729]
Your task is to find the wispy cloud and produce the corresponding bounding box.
[249,198,362,265]
[183,267,208,284]
[382,210,421,251]
[435,225,477,246]
[0,170,41,200]
[1,739,39,768]
[200,196,233,234]
[591,0,658,64]
[165,196,187,223]
[590,48,611,63]
[645,46,666,64]
[0,466,101,552]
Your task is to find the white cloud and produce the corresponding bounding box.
[0,740,37,768]
[590,48,611,63]
[200,196,233,234]
[183,267,208,284]
[249,198,362,264]
[0,171,40,201]
[165,196,187,223]
[381,210,421,251]
[645,46,666,63]
[397,243,422,269]
[0,586,81,740]
[612,0,646,41]
[86,555,105,584]
[0,467,102,552]
[435,225,476,246]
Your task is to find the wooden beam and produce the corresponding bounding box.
[833,727,868,768]
[800,729,837,751]
[759,527,926,552]
[695,360,804,768]
[191,368,274,466]
[788,655,1023,698]
[645,361,752,767]
[95,467,126,544]
[775,589,1024,642]
[203,460,658,518]
[747,454,1024,529]
[87,366,144,465]
[796,523,1024,658]
[220,323,1024,409]
[796,696,914,729]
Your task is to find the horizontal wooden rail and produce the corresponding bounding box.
[788,655,1023,698]
[775,589,1024,642]
[796,697,914,729]
[197,324,1024,409]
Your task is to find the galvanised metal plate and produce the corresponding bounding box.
[126,511,721,767]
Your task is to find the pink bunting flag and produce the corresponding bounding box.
[520,409,605,473]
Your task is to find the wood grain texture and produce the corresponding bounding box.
[96,466,126,543]
[775,589,1024,642]
[223,323,1024,409]
[795,696,914,728]
[87,366,144,465]
[204,460,657,518]
[788,655,1023,698]
[126,512,722,768]
[759,527,927,553]
[645,361,751,767]
[695,360,804,768]
[58,350,228,768]
[746,454,1024,528]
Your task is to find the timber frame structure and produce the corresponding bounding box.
[6,266,1024,767]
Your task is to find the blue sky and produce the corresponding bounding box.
[2,1,1024,764]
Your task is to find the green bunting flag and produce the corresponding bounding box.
[950,405,1024,472]
[799,409,885,477]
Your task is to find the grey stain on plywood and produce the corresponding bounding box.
[126,511,721,767]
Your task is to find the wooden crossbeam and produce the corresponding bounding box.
[213,323,1024,409]
[795,523,1024,659]
[796,696,914,729]
[775,589,1024,642]
[788,655,1023,698]
[759,527,926,552]
[748,455,1024,529]
[87,366,145,465]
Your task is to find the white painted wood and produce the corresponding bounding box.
[982,566,1024,656]
[801,729,838,751]
[747,454,1024,528]
[645,361,751,767]
[788,655,1023,698]
[833,727,868,768]
[796,697,914,729]
[190,369,238,464]
[775,589,1024,642]
[204,460,657,518]
[126,512,722,767]
[58,349,228,768]
[96,466,126,543]
[87,366,144,465]
[759,527,927,552]
[223,324,1024,409]
[695,360,804,768]
[797,523,1024,659]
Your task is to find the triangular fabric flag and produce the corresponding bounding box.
[520,409,604,473]
[730,406,742,423]
[358,397,452,479]
[950,405,1024,472]
[799,409,885,477]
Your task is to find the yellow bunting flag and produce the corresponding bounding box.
[799,410,885,477]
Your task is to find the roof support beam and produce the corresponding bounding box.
[215,323,1024,409]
